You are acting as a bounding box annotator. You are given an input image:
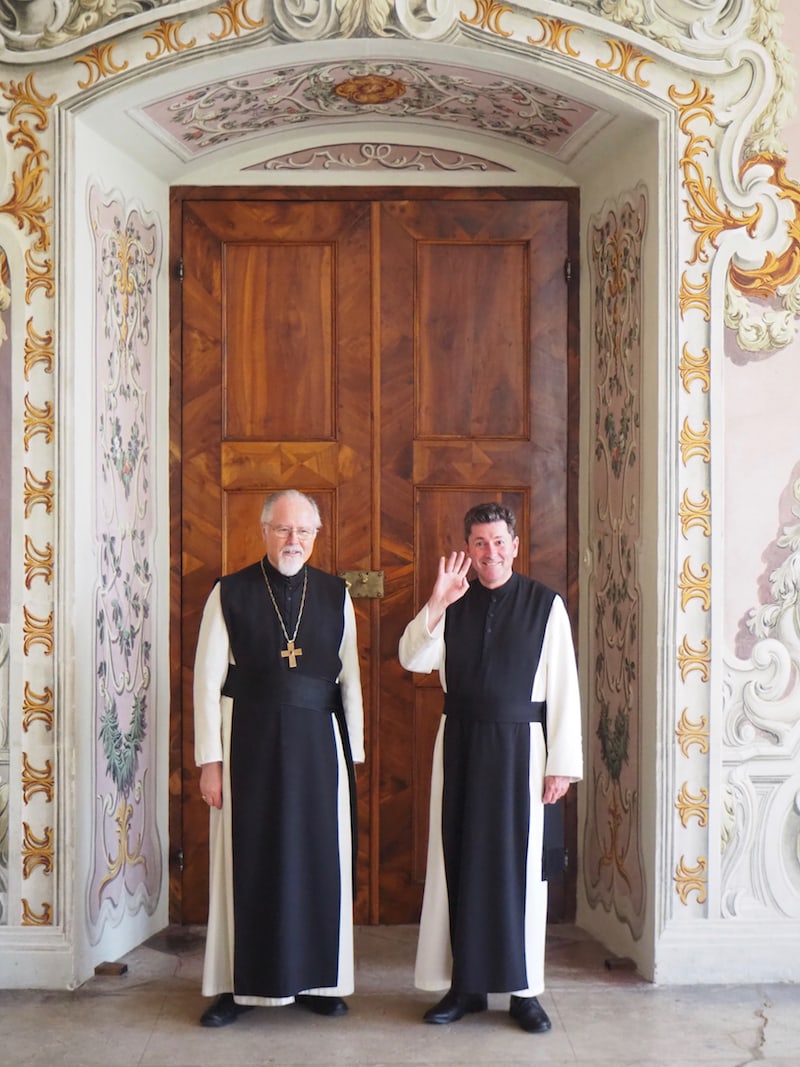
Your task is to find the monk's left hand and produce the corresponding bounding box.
[543,775,571,804]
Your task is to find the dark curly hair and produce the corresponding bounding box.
[463,502,517,540]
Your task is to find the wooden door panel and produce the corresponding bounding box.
[180,198,373,924]
[378,198,571,922]
[416,241,528,437]
[223,241,335,439]
[175,188,577,928]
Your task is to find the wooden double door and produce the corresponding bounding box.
[172,188,579,926]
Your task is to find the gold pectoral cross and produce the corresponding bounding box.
[281,640,303,668]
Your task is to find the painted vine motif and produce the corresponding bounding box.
[88,186,162,931]
[584,188,647,937]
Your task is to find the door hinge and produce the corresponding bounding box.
[177,257,184,282]
[564,257,572,284]
[171,846,185,871]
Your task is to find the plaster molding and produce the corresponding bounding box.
[722,475,800,920]
[0,624,8,926]
[0,71,58,931]
[249,140,512,170]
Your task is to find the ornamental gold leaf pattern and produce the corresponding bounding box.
[144,19,197,59]
[24,535,53,588]
[676,707,709,756]
[596,40,653,86]
[527,17,581,56]
[682,157,760,266]
[24,248,54,301]
[21,822,54,878]
[0,75,54,253]
[679,490,711,537]
[678,556,711,610]
[21,899,52,925]
[23,394,53,449]
[209,0,265,40]
[668,79,763,269]
[22,753,54,803]
[75,44,129,89]
[97,798,147,897]
[669,81,715,161]
[22,606,54,655]
[460,0,512,37]
[679,272,710,319]
[678,637,710,682]
[23,467,53,515]
[679,418,710,464]
[2,73,55,133]
[22,682,55,732]
[23,319,54,379]
[675,855,707,905]
[729,154,800,299]
[679,344,710,393]
[676,782,709,827]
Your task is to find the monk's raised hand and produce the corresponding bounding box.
[424,551,472,629]
[437,551,472,601]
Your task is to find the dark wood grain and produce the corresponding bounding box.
[170,187,579,927]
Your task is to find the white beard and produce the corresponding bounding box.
[276,550,305,576]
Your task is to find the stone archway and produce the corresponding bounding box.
[1,0,799,988]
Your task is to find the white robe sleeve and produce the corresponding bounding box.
[398,605,447,683]
[338,591,365,764]
[533,595,583,782]
[193,583,232,767]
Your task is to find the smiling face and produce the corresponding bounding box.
[466,520,519,589]
[261,494,319,576]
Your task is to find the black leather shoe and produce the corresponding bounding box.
[295,994,348,1016]
[200,992,253,1027]
[423,989,488,1024]
[509,994,551,1033]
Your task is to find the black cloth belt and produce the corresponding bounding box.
[443,695,546,724]
[222,663,343,711]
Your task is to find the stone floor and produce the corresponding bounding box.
[1,924,799,1066]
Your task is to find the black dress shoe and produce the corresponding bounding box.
[200,992,254,1027]
[509,994,551,1033]
[423,989,488,1024]
[295,994,348,1016]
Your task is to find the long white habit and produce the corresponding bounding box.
[399,581,582,997]
[194,578,364,1006]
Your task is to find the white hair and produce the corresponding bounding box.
[260,490,322,528]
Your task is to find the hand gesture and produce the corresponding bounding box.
[426,551,472,628]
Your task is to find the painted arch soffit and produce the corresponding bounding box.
[30,0,800,350]
[133,58,608,166]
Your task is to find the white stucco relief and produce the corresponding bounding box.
[0,624,8,926]
[722,475,800,920]
[248,141,514,170]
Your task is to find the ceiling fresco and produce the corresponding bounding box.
[133,59,609,169]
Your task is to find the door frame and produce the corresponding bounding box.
[167,185,581,923]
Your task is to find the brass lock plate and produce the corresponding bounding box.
[339,570,384,598]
